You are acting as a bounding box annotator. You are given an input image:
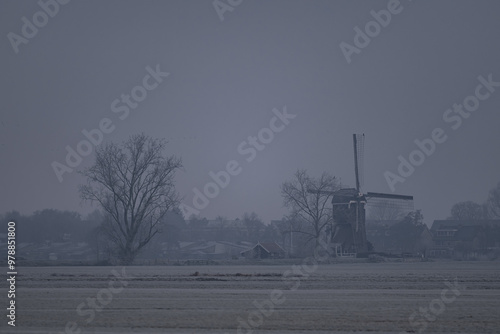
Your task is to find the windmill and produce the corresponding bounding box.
[310,134,414,255]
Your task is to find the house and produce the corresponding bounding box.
[240,242,286,259]
[163,241,251,260]
[365,219,433,256]
[429,220,500,258]
[16,241,94,261]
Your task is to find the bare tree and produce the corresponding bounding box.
[449,201,487,221]
[487,182,500,219]
[79,134,182,264]
[280,169,340,248]
[402,210,425,226]
[242,212,265,243]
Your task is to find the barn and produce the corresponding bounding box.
[240,242,286,259]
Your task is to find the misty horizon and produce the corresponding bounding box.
[2,0,500,225]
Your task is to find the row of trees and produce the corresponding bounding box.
[165,212,281,245]
[72,134,500,262]
[448,183,500,220]
[9,134,496,264]
[0,209,102,243]
[278,170,431,256]
[3,134,183,265]
[74,135,342,263]
[0,207,281,258]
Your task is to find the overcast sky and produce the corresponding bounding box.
[1,0,499,225]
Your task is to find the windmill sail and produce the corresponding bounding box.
[366,192,414,214]
[308,134,414,256]
[353,134,365,193]
[365,192,414,221]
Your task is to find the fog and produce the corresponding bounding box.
[1,0,500,224]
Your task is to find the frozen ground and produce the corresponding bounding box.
[2,261,500,333]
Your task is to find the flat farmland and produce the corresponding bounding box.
[2,261,500,334]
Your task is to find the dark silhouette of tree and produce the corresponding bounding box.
[487,182,500,219]
[187,215,209,241]
[261,223,280,243]
[242,212,265,243]
[1,210,99,244]
[403,210,424,226]
[387,210,427,254]
[79,134,182,265]
[160,211,186,251]
[449,201,487,220]
[31,209,85,242]
[281,169,339,247]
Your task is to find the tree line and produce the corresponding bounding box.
[448,183,500,220]
[3,134,499,264]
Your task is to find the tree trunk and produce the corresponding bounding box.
[119,246,136,265]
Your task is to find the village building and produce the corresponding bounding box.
[429,220,500,259]
[240,242,286,259]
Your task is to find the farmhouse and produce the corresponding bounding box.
[240,242,286,259]
[429,219,500,258]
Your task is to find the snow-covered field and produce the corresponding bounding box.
[4,261,500,333]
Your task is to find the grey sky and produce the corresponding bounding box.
[1,0,499,225]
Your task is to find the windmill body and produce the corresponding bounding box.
[329,188,367,254]
[313,134,414,256]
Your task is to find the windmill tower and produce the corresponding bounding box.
[311,134,414,255]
